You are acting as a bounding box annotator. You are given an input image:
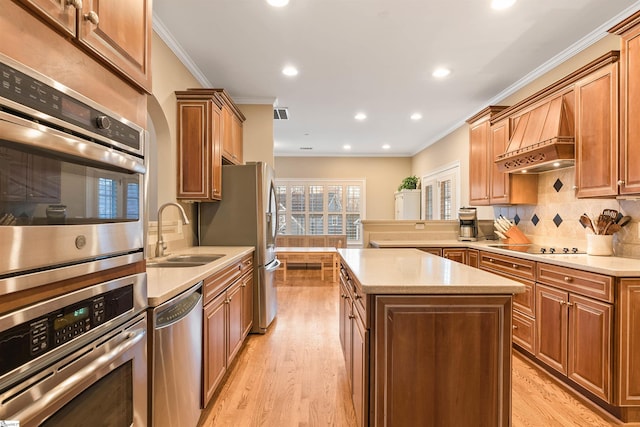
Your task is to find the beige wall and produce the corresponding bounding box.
[239,104,274,167]
[274,157,412,219]
[411,34,621,221]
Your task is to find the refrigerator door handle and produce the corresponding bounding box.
[265,258,281,272]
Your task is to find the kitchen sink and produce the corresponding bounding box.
[165,254,224,263]
[146,261,208,268]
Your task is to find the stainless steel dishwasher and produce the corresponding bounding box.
[150,281,203,427]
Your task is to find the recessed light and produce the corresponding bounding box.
[267,0,289,7]
[491,0,516,10]
[410,113,422,121]
[354,113,367,120]
[382,144,391,150]
[343,145,351,150]
[282,66,298,76]
[432,68,451,78]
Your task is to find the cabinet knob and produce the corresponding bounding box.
[489,258,494,263]
[572,185,578,190]
[65,0,82,9]
[355,294,362,300]
[512,264,518,269]
[564,276,573,283]
[84,10,100,25]
[566,301,574,307]
[559,300,565,306]
[618,180,625,186]
[348,314,356,319]
[512,325,518,330]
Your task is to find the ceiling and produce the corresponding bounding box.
[153,0,640,157]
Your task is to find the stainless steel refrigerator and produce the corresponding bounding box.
[198,162,279,333]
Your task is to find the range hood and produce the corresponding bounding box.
[495,93,575,173]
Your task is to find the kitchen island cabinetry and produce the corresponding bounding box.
[338,248,524,426]
[176,91,223,201]
[202,253,254,406]
[17,0,152,93]
[610,12,640,195]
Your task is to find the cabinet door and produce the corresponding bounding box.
[469,119,490,205]
[575,62,619,198]
[240,272,254,338]
[442,248,466,264]
[568,294,612,402]
[177,99,211,200]
[221,105,235,163]
[227,281,244,365]
[490,119,510,204]
[536,284,568,375]
[78,0,152,92]
[231,114,243,164]
[620,26,640,194]
[203,292,227,406]
[352,313,368,427]
[339,279,349,356]
[17,0,76,36]
[467,249,479,268]
[211,105,222,200]
[512,311,536,354]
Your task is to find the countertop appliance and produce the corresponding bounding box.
[199,162,280,333]
[488,244,586,255]
[149,282,203,427]
[458,207,478,241]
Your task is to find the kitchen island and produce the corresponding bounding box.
[338,248,525,427]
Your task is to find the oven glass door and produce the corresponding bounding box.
[0,141,141,226]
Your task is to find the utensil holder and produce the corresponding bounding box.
[586,234,614,256]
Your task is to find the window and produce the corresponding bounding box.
[421,162,460,220]
[275,179,365,244]
[95,175,139,220]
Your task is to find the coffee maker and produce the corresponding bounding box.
[458,207,478,241]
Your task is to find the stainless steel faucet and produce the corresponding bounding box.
[155,202,190,258]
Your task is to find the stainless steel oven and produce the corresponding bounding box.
[0,273,147,426]
[0,52,146,291]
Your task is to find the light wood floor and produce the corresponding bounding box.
[199,270,639,427]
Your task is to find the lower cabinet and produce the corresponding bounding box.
[442,247,467,264]
[202,254,254,407]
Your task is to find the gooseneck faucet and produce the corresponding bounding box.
[155,202,190,258]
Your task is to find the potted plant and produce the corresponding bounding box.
[398,175,419,191]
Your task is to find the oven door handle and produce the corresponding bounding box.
[13,326,146,425]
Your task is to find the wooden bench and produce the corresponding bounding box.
[275,235,346,282]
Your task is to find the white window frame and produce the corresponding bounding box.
[275,178,366,245]
[420,161,461,220]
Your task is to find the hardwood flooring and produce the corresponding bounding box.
[199,270,638,427]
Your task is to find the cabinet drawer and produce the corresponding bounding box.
[204,260,242,305]
[513,280,535,318]
[479,251,536,281]
[240,254,254,274]
[537,263,613,303]
[512,311,535,354]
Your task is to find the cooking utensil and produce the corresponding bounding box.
[602,209,618,220]
[579,214,595,233]
[605,223,621,235]
[617,215,631,227]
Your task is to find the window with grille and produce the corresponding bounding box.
[275,179,365,244]
[421,162,459,220]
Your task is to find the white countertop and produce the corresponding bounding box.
[369,240,640,277]
[146,246,254,307]
[338,248,525,295]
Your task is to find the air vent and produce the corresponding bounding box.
[299,147,313,150]
[274,107,289,120]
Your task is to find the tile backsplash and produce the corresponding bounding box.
[494,167,640,258]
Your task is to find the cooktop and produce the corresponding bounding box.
[487,244,585,255]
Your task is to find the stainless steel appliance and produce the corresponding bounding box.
[149,282,203,427]
[199,162,280,333]
[458,207,478,241]
[0,273,148,426]
[0,53,146,291]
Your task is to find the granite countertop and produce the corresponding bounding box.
[146,246,254,307]
[369,239,640,277]
[338,248,525,295]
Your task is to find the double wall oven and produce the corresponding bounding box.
[0,52,148,425]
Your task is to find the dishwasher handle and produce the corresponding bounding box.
[155,281,203,329]
[265,258,281,272]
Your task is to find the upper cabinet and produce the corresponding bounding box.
[176,90,224,201]
[213,89,246,165]
[611,12,640,195]
[17,0,152,93]
[467,107,537,206]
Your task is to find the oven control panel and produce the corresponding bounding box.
[0,285,133,378]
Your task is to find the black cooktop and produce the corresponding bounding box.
[487,244,585,255]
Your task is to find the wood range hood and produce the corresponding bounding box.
[495,92,575,173]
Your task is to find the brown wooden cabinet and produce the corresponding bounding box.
[212,89,245,165]
[467,107,537,206]
[442,247,466,264]
[467,248,479,268]
[176,91,223,201]
[611,13,640,195]
[17,0,152,93]
[574,57,620,198]
[202,254,254,407]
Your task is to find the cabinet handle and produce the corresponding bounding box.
[566,301,574,307]
[84,10,99,25]
[564,276,573,283]
[354,294,362,300]
[512,325,518,330]
[559,300,565,306]
[512,264,518,269]
[572,185,578,190]
[341,293,347,299]
[489,258,495,263]
[618,180,625,186]
[348,314,356,319]
[66,0,82,9]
